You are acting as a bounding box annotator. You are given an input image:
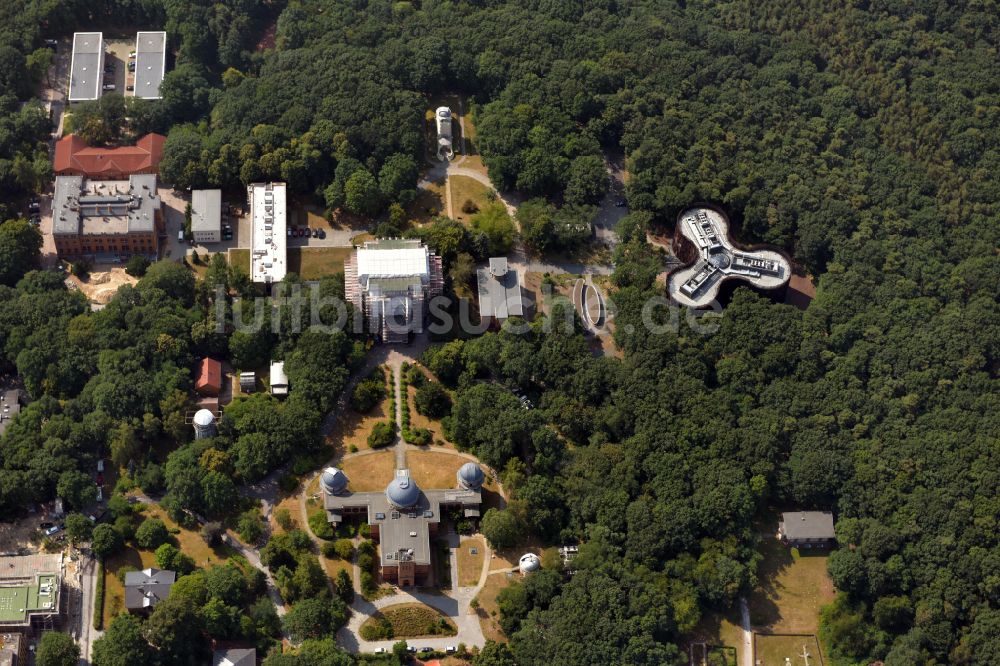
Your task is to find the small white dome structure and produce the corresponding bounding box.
[456,462,485,490]
[320,467,349,495]
[192,409,216,440]
[519,553,541,574]
[385,474,421,509]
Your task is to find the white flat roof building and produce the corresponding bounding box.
[668,207,790,308]
[248,183,287,284]
[191,189,222,243]
[270,361,288,396]
[133,31,167,100]
[69,32,104,102]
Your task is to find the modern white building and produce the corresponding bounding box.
[668,207,790,308]
[435,107,454,161]
[69,32,104,102]
[270,361,288,397]
[133,31,167,100]
[191,189,222,243]
[248,182,287,285]
[345,239,445,343]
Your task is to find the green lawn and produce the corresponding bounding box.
[360,602,457,639]
[227,247,350,281]
[747,539,835,633]
[754,633,822,666]
[288,247,352,280]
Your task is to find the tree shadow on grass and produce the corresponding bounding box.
[748,538,794,629]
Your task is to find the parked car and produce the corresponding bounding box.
[419,647,433,653]
[28,200,40,212]
[97,460,104,472]
[102,84,116,91]
[374,648,387,654]
[312,228,320,238]
[126,85,134,91]
[44,525,61,536]
[317,228,326,239]
[446,646,456,654]
[128,62,135,71]
[615,199,627,207]
[44,39,58,47]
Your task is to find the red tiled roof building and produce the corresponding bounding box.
[195,358,223,397]
[54,133,166,179]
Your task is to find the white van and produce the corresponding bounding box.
[178,230,184,242]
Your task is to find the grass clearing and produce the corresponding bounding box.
[457,536,486,587]
[324,376,391,454]
[339,452,398,492]
[361,602,457,639]
[753,633,822,666]
[410,181,445,225]
[228,248,250,273]
[270,494,302,535]
[321,555,353,588]
[405,451,466,489]
[686,608,744,666]
[102,547,156,625]
[140,504,236,568]
[450,176,493,224]
[747,539,835,634]
[288,246,352,280]
[475,571,516,643]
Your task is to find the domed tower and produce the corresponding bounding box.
[456,462,485,491]
[192,409,216,440]
[320,467,349,496]
[385,473,421,509]
[519,553,541,575]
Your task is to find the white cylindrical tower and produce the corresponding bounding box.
[193,409,216,440]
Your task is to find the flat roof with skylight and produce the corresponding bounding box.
[133,31,167,99]
[249,182,287,284]
[69,32,104,102]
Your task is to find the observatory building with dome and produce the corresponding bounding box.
[322,465,483,587]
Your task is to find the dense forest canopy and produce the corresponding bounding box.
[0,0,998,665]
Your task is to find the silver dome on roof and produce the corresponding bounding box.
[193,409,215,427]
[320,467,348,495]
[457,462,485,490]
[385,474,421,508]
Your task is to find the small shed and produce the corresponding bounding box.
[778,511,836,548]
[195,358,223,396]
[239,371,256,393]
